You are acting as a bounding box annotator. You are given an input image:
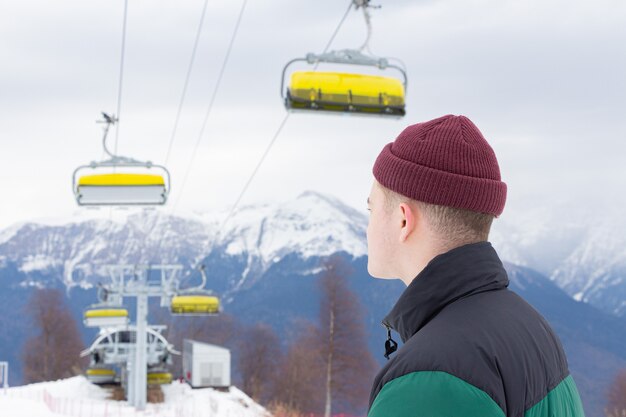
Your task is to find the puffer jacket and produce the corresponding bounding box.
[368,241,585,417]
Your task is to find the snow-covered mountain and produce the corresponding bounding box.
[0,211,211,288]
[0,190,624,318]
[0,191,367,293]
[212,191,367,290]
[490,198,626,317]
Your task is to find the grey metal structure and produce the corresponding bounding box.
[81,325,178,367]
[72,113,171,206]
[90,264,183,410]
[83,325,178,392]
[75,259,219,409]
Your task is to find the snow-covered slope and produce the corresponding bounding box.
[0,376,268,417]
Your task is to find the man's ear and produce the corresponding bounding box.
[399,202,417,242]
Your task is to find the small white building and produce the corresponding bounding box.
[183,340,231,388]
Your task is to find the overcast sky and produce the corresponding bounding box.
[1,0,625,230]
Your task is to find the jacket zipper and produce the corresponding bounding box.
[383,321,398,360]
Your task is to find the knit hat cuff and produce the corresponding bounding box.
[373,143,507,217]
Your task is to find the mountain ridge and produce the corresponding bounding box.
[0,190,624,318]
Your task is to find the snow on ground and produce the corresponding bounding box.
[0,376,270,417]
[0,395,56,417]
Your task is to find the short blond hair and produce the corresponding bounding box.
[380,184,494,245]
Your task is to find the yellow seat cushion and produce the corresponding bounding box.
[147,372,173,384]
[87,368,116,376]
[78,173,165,187]
[84,308,129,319]
[171,295,220,314]
[288,71,405,108]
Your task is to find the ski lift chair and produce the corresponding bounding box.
[73,113,171,206]
[75,171,169,206]
[170,265,221,316]
[170,294,220,315]
[285,69,405,116]
[83,305,129,328]
[280,1,408,117]
[147,370,173,385]
[86,367,117,385]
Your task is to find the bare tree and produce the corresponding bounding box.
[22,288,85,383]
[319,255,377,417]
[271,322,325,415]
[607,369,626,417]
[238,322,282,404]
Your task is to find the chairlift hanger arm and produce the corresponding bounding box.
[97,112,119,159]
[176,264,208,293]
[82,113,170,171]
[387,63,408,90]
[280,57,308,99]
[354,0,374,53]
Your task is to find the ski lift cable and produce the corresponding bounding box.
[129,0,249,266]
[148,0,352,272]
[216,112,290,234]
[320,0,355,62]
[170,0,249,213]
[114,0,129,156]
[106,0,215,264]
[172,0,348,220]
[163,0,211,167]
[357,1,373,53]
[213,0,355,235]
[78,0,127,269]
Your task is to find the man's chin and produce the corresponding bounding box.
[367,265,394,280]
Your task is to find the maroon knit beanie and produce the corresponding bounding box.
[373,114,507,217]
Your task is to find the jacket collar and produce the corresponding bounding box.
[382,241,509,343]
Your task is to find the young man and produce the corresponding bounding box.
[366,115,585,417]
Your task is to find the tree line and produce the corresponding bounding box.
[165,255,377,416]
[20,255,376,415]
[22,256,626,416]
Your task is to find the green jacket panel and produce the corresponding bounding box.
[525,375,585,417]
[368,370,505,417]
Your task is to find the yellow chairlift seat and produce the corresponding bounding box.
[76,173,167,206]
[286,71,405,116]
[170,295,220,315]
[147,371,173,385]
[83,307,129,328]
[86,367,117,385]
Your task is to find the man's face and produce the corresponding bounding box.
[366,181,397,279]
